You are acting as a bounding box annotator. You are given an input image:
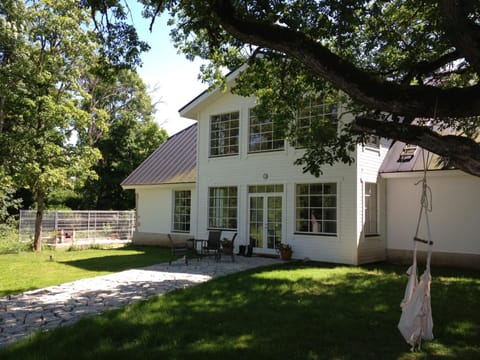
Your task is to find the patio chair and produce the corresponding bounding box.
[201,230,222,261]
[219,233,237,262]
[168,234,189,265]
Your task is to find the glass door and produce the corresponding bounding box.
[249,194,283,251]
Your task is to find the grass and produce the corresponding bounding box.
[0,245,171,297]
[1,261,479,359]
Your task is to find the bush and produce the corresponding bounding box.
[0,224,30,254]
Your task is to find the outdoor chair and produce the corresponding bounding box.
[168,234,189,265]
[219,233,237,262]
[201,230,222,261]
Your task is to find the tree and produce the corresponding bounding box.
[98,0,480,177]
[0,0,101,251]
[78,68,167,210]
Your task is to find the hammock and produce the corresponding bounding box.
[398,148,434,351]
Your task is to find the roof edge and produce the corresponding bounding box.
[179,67,244,119]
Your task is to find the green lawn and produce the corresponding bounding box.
[0,246,171,297]
[1,261,479,359]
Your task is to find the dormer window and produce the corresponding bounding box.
[398,144,417,162]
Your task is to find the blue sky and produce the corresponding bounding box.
[128,5,207,135]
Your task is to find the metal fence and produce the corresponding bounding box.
[19,210,135,246]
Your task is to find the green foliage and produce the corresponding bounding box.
[0,224,29,254]
[78,68,167,210]
[0,1,162,245]
[0,170,21,223]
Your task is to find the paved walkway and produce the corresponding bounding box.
[0,256,280,348]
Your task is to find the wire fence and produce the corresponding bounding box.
[19,210,135,247]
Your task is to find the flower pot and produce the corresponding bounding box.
[280,249,292,261]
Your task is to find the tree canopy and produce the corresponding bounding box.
[0,0,165,250]
[117,0,480,176]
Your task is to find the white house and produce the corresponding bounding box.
[122,72,480,269]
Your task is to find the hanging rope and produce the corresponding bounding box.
[398,145,435,351]
[413,149,433,248]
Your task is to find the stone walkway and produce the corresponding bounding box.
[0,256,280,348]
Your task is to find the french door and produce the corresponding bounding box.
[248,194,283,251]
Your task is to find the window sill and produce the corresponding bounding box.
[294,232,337,237]
[207,227,237,232]
[209,154,239,158]
[365,234,381,238]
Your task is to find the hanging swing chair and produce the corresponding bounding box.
[398,148,435,351]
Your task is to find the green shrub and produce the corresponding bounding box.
[0,224,31,254]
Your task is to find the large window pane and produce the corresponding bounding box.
[295,97,338,148]
[249,108,284,153]
[365,182,378,235]
[210,112,240,157]
[208,186,238,230]
[295,183,337,235]
[172,190,191,233]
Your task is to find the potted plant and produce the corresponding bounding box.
[277,242,293,260]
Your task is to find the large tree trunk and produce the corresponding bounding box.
[33,192,45,252]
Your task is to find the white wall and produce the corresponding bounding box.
[192,92,362,264]
[136,184,196,235]
[385,171,480,256]
[356,140,391,264]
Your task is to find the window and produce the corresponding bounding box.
[210,111,240,157]
[295,98,337,147]
[172,190,191,233]
[365,135,380,149]
[248,108,284,153]
[364,183,378,235]
[295,183,337,234]
[208,187,238,229]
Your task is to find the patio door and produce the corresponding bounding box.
[248,188,283,252]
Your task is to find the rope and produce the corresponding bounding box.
[413,148,434,269]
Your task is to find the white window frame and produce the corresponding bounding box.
[209,111,240,157]
[295,183,337,235]
[248,108,284,153]
[364,182,378,235]
[208,186,238,230]
[172,190,191,233]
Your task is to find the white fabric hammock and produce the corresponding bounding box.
[398,149,434,350]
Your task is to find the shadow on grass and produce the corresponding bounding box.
[1,262,479,360]
[58,246,171,272]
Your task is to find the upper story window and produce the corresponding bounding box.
[210,111,240,157]
[365,135,380,149]
[248,108,284,153]
[295,98,338,147]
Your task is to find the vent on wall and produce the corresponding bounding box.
[397,144,417,162]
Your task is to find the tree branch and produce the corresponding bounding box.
[210,0,480,119]
[439,0,480,74]
[352,117,480,177]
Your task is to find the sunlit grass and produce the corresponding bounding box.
[0,246,171,296]
[1,262,478,359]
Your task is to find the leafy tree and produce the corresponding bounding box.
[0,0,101,251]
[90,0,480,177]
[0,170,21,225]
[78,68,167,210]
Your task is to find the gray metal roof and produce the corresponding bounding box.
[121,124,197,187]
[379,141,444,174]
